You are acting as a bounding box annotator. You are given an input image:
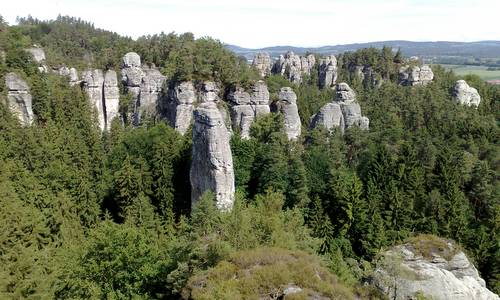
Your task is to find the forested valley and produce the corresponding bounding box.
[0,16,498,299]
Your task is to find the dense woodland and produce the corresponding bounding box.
[0,16,499,299]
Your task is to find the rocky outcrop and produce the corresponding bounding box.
[57,66,79,86]
[227,80,270,139]
[121,52,166,125]
[4,73,34,126]
[140,68,166,118]
[310,82,369,133]
[82,69,106,130]
[399,65,434,86]
[372,235,499,300]
[25,47,48,73]
[272,52,316,84]
[104,70,120,130]
[190,95,235,211]
[164,81,197,135]
[81,69,120,131]
[273,87,301,140]
[453,80,481,107]
[252,53,272,77]
[318,55,338,89]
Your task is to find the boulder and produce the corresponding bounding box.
[453,80,481,107]
[318,55,338,89]
[164,81,197,135]
[372,235,499,300]
[310,82,369,133]
[227,80,270,139]
[399,65,434,86]
[276,87,301,140]
[122,52,141,68]
[104,70,120,130]
[252,53,272,77]
[190,101,235,211]
[4,73,34,126]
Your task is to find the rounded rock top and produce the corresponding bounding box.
[122,52,141,68]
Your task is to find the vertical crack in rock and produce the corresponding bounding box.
[190,94,235,211]
[4,73,34,126]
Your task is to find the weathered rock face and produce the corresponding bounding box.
[372,236,499,300]
[104,70,120,130]
[25,47,48,73]
[82,69,106,130]
[453,80,481,107]
[310,82,369,133]
[227,80,270,139]
[272,51,316,84]
[190,100,235,211]
[140,68,166,119]
[274,87,301,140]
[252,53,272,77]
[4,73,34,126]
[81,69,121,131]
[57,66,79,86]
[399,65,434,86]
[121,52,166,124]
[164,81,197,135]
[318,55,338,89]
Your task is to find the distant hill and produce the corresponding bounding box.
[226,40,500,65]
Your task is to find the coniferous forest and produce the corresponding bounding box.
[0,16,499,299]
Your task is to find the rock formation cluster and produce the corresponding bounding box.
[310,82,369,133]
[372,237,499,300]
[81,69,120,131]
[318,55,338,89]
[121,52,166,125]
[227,80,270,139]
[399,65,434,86]
[251,53,272,77]
[4,72,34,126]
[274,87,301,140]
[272,51,315,84]
[453,80,481,107]
[190,82,235,211]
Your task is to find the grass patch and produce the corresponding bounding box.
[405,234,460,261]
[439,64,500,81]
[184,247,356,300]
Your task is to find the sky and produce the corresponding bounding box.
[2,0,500,48]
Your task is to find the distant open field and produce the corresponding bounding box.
[439,64,500,81]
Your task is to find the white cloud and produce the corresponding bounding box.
[2,0,499,48]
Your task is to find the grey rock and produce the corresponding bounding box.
[104,70,120,130]
[190,101,235,211]
[310,82,369,133]
[277,87,301,140]
[200,81,220,103]
[309,102,344,133]
[252,53,272,77]
[122,52,141,68]
[25,47,46,63]
[139,68,166,119]
[164,81,197,135]
[272,51,315,84]
[318,55,338,89]
[4,73,34,126]
[57,66,79,85]
[82,69,106,130]
[227,80,270,139]
[399,65,434,86]
[453,80,481,107]
[372,237,499,300]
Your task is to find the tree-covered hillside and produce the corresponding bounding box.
[0,16,498,299]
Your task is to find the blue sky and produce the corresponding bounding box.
[3,0,499,48]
